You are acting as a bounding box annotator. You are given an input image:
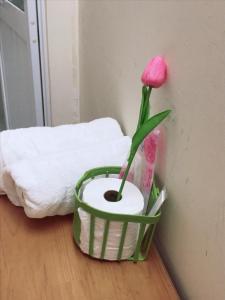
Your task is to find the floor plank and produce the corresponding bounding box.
[0,196,179,300]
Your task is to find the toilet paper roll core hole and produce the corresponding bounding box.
[104,190,122,202]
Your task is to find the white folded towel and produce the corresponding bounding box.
[3,137,131,218]
[0,118,123,193]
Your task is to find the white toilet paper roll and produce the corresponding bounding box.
[78,177,144,260]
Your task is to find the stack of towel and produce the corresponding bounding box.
[0,118,131,218]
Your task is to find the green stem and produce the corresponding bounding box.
[143,87,152,121]
[136,86,147,131]
[117,151,135,201]
[136,86,152,131]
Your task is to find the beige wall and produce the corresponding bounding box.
[45,0,79,125]
[79,1,225,299]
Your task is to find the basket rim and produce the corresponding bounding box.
[74,166,161,224]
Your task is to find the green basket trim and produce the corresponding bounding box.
[133,223,146,260]
[100,220,110,259]
[73,209,81,244]
[73,166,161,262]
[75,199,161,224]
[89,214,95,256]
[145,224,157,257]
[74,166,161,224]
[117,222,128,260]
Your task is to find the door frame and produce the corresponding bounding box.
[26,0,44,126]
[0,44,9,129]
[0,0,51,128]
[36,0,52,126]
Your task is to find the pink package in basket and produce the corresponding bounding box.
[119,128,160,212]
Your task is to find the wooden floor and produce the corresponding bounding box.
[0,196,179,300]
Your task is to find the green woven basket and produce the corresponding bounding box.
[73,166,161,262]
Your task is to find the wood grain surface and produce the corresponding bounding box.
[0,196,179,300]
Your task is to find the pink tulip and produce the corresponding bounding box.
[141,56,167,88]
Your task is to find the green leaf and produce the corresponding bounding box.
[131,110,171,155]
[118,109,171,200]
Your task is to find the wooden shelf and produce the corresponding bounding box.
[0,196,179,300]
